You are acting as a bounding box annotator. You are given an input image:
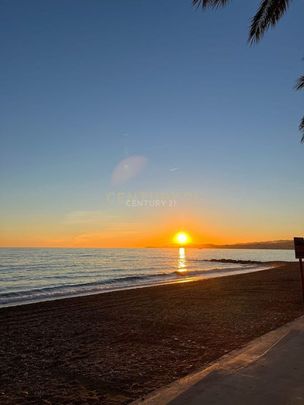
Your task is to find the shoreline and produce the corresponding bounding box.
[0,261,283,309]
[1,262,303,404]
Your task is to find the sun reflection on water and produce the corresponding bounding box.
[177,247,187,274]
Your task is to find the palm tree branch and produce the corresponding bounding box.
[249,0,291,43]
[300,116,304,143]
[192,0,302,143]
[296,75,304,91]
[192,0,231,8]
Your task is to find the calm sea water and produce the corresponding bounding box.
[0,248,295,307]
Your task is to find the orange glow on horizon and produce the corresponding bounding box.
[0,208,297,248]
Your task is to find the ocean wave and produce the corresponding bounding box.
[0,263,268,306]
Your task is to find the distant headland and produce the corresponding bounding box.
[147,240,294,250]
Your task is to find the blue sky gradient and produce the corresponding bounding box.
[1,0,303,246]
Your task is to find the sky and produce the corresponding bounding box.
[0,0,303,247]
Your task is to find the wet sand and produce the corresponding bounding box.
[0,263,303,404]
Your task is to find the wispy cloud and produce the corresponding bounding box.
[64,210,116,225]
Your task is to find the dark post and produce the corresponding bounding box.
[300,258,304,304]
[294,237,304,304]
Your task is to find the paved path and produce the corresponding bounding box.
[135,316,304,405]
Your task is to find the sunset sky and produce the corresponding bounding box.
[1,0,304,247]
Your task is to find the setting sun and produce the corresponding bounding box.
[174,232,191,246]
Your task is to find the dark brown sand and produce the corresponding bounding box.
[1,263,303,404]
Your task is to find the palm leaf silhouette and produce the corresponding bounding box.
[192,0,230,8]
[296,76,304,91]
[249,0,291,43]
[193,0,303,142]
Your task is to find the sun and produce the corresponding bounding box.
[174,232,191,246]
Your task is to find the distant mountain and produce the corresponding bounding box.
[147,240,296,250]
[198,240,294,250]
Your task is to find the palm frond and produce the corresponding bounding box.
[249,0,291,43]
[296,76,304,142]
[192,0,230,8]
[296,75,304,91]
[300,116,304,143]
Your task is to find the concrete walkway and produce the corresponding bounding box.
[135,316,304,405]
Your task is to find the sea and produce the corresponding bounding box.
[0,248,296,307]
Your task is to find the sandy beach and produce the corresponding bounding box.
[1,262,303,404]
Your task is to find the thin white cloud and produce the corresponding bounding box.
[64,210,116,225]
